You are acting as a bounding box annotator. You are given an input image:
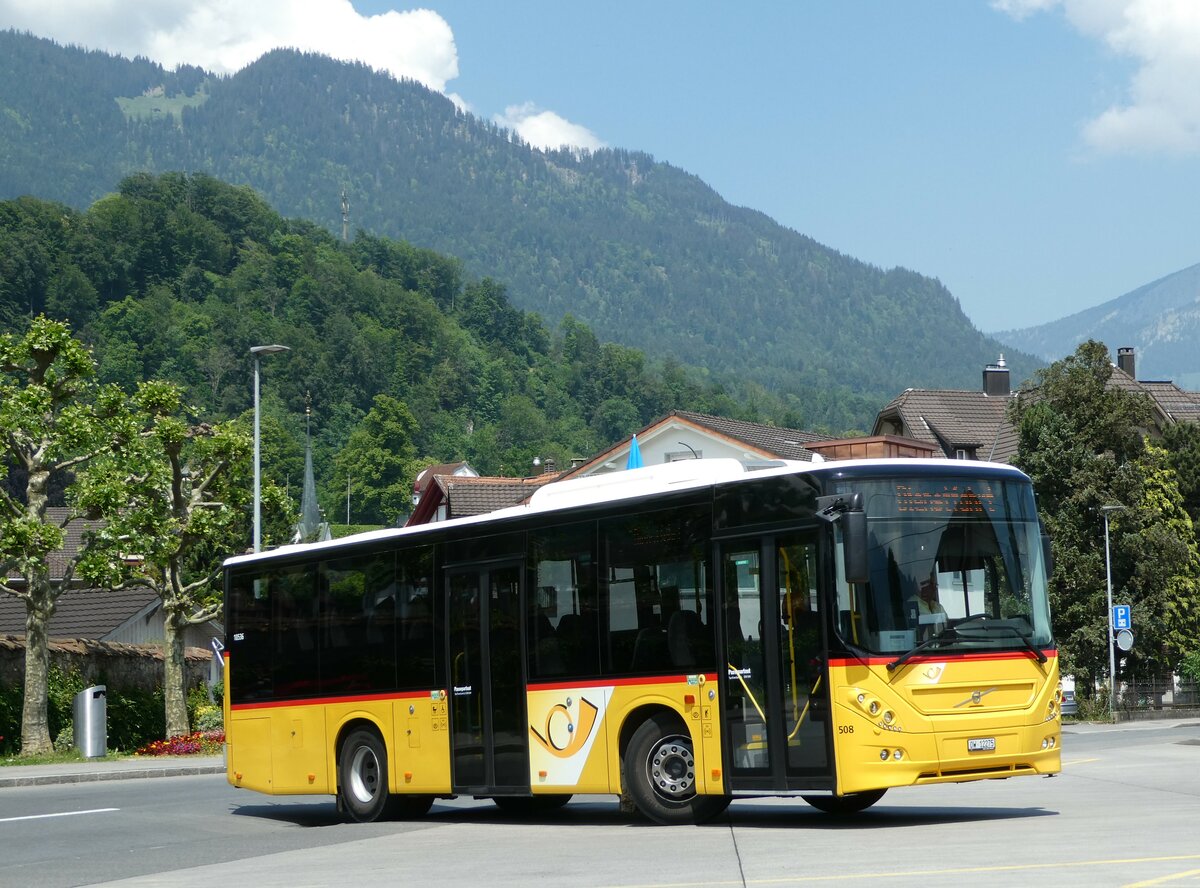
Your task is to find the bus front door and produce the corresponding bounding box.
[721,534,833,792]
[446,562,528,794]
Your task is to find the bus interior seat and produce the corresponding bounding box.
[668,609,710,668]
[630,627,669,672]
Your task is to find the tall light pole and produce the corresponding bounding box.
[251,345,290,552]
[1102,504,1126,719]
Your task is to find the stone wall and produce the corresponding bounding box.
[0,635,211,693]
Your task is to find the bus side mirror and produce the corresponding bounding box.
[843,509,868,584]
[816,493,869,584]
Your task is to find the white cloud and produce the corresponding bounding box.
[990,0,1061,21]
[0,0,459,91]
[995,0,1200,154]
[495,102,605,152]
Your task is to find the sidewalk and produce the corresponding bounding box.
[0,754,225,788]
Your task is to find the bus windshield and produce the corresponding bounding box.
[833,475,1052,657]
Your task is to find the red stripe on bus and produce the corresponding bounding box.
[231,689,433,711]
[528,673,718,692]
[827,649,1056,667]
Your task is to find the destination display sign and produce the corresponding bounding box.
[894,483,998,515]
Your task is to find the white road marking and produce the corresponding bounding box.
[0,807,119,824]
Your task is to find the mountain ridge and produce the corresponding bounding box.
[0,30,1039,429]
[994,262,1200,388]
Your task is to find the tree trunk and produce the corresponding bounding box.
[20,458,55,755]
[163,607,190,738]
[20,585,54,755]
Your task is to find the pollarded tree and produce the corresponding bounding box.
[73,380,259,738]
[0,317,134,755]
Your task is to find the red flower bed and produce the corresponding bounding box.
[136,730,225,756]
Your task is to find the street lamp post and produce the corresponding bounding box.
[251,345,290,552]
[1102,504,1126,719]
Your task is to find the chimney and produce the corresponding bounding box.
[1117,346,1135,379]
[982,354,1010,396]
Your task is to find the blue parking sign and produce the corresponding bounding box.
[1112,604,1132,630]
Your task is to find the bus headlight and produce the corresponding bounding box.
[879,749,890,761]
[869,701,880,716]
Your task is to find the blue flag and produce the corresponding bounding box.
[626,434,644,469]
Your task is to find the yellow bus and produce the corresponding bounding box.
[222,457,1061,824]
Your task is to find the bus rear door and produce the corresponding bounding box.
[446,561,529,794]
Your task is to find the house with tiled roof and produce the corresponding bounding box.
[406,468,561,526]
[1142,382,1200,423]
[874,349,1200,465]
[403,412,941,527]
[407,461,480,526]
[873,358,1018,462]
[558,410,829,479]
[560,410,935,479]
[0,507,220,648]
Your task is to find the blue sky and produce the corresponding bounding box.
[3,1,1198,333]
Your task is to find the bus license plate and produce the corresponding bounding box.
[968,737,996,752]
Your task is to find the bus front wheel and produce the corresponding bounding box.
[802,788,886,815]
[338,729,391,823]
[624,713,731,825]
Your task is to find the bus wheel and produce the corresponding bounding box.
[492,794,573,816]
[339,729,391,823]
[801,789,886,815]
[624,713,731,825]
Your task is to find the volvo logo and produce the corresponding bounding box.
[954,687,998,708]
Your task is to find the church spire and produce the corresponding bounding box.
[295,391,330,543]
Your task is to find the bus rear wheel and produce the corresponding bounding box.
[339,728,391,823]
[802,788,886,815]
[624,713,731,825]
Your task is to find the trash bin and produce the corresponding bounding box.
[73,685,107,758]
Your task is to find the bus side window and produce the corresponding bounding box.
[528,522,597,679]
[321,551,398,695]
[228,571,272,703]
[600,506,713,677]
[272,564,319,699]
[397,547,436,689]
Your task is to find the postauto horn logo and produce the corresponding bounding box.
[530,696,600,758]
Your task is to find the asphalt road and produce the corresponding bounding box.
[2,718,1199,888]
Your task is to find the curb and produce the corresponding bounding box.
[0,762,226,789]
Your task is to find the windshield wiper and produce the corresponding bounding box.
[887,627,958,672]
[960,622,1048,663]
